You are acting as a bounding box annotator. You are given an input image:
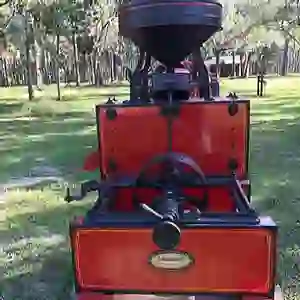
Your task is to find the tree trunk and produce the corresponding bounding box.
[44,51,50,84]
[280,37,289,76]
[2,58,9,86]
[35,40,43,90]
[296,49,300,72]
[215,49,221,77]
[92,50,97,85]
[56,33,61,101]
[239,54,243,77]
[109,51,114,82]
[72,31,80,86]
[231,51,235,77]
[25,11,34,101]
[244,52,252,78]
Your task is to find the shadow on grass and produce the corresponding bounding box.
[0,108,99,182]
[1,193,91,300]
[1,240,74,300]
[0,101,25,114]
[0,86,129,183]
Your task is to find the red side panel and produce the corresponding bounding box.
[72,220,276,295]
[171,102,248,177]
[83,151,100,171]
[98,106,168,177]
[97,101,249,178]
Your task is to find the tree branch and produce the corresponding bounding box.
[220,24,255,49]
[278,25,300,47]
[0,0,10,7]
[93,10,117,49]
[2,6,16,30]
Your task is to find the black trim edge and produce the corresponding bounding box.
[245,100,250,176]
[95,105,105,180]
[69,223,81,293]
[75,289,275,297]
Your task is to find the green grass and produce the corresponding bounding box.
[0,77,300,299]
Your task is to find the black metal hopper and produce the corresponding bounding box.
[119,0,222,67]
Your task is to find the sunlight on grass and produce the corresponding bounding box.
[1,78,300,299]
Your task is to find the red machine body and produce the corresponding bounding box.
[98,101,248,179]
[66,0,279,299]
[69,98,277,300]
[92,100,250,212]
[72,223,275,294]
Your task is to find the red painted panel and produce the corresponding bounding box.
[98,106,168,177]
[98,101,249,178]
[171,102,248,177]
[72,225,275,294]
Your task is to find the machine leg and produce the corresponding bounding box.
[74,291,284,300]
[243,285,284,300]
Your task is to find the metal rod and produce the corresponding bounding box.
[140,203,163,219]
[167,91,173,152]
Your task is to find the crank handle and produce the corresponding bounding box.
[140,203,163,219]
[64,180,101,203]
[64,187,84,203]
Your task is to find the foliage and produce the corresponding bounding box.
[0,0,297,84]
[203,0,300,55]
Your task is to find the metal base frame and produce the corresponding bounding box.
[73,286,284,300]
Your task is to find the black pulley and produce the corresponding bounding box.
[151,189,182,250]
[153,220,181,250]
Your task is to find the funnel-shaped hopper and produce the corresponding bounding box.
[119,0,222,67]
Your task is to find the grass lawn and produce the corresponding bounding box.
[0,77,300,299]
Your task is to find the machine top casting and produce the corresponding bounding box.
[119,0,222,68]
[118,0,223,101]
